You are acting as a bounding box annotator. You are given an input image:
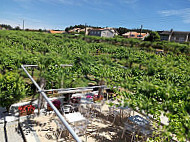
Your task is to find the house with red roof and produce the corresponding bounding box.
[122,32,149,40]
[49,30,65,34]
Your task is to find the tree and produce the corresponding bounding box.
[144,31,160,42]
[0,72,26,112]
[0,24,13,30]
[14,26,21,30]
[116,27,129,35]
[65,24,101,32]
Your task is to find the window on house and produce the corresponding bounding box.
[137,35,143,37]
[179,37,185,42]
[161,36,169,40]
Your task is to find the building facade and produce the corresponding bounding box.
[88,29,114,38]
[159,30,190,43]
[122,32,149,40]
[103,27,119,36]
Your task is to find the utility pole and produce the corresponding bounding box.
[140,25,143,36]
[23,20,25,30]
[84,23,87,36]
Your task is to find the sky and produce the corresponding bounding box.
[1,0,190,31]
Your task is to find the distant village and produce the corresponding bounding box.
[1,24,190,43]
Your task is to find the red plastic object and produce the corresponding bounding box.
[47,99,61,110]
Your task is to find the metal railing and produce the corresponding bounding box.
[21,65,81,142]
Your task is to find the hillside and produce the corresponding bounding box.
[0,30,189,141]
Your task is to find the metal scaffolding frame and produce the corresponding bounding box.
[21,65,107,142]
[44,85,106,93]
[21,65,82,141]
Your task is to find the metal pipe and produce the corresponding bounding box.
[57,89,93,94]
[60,64,73,67]
[21,65,81,142]
[23,65,38,67]
[22,65,107,91]
[44,85,107,92]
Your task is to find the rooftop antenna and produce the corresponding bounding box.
[85,23,87,36]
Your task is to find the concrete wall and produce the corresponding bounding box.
[160,32,190,42]
[88,30,101,36]
[170,33,189,42]
[101,30,114,38]
[89,30,114,38]
[160,35,170,41]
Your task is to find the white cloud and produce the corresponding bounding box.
[159,8,190,23]
[13,0,34,8]
[0,19,19,28]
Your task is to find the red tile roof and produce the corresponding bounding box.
[49,30,65,34]
[122,32,149,39]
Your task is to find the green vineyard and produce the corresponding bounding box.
[0,30,189,141]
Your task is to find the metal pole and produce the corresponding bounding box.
[140,25,143,36]
[21,65,81,142]
[44,85,107,92]
[23,65,38,67]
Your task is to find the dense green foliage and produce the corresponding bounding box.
[116,27,151,36]
[65,24,101,32]
[0,72,27,111]
[0,30,189,141]
[61,34,190,55]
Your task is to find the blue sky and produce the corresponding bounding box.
[1,0,190,31]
